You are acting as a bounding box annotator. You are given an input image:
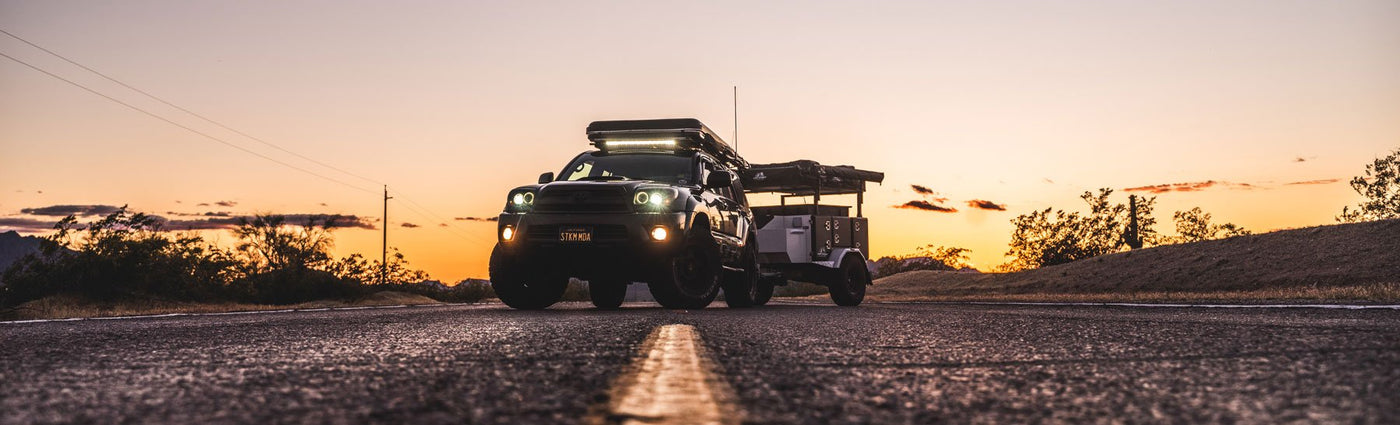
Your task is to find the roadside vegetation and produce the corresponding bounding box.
[0,208,492,318]
[869,147,1400,302]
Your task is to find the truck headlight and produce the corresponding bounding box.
[501,225,515,241]
[633,188,677,210]
[650,226,668,241]
[506,190,535,212]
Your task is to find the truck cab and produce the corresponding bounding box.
[490,118,762,310]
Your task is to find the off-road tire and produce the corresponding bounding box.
[589,281,627,310]
[828,254,869,306]
[649,229,721,309]
[722,235,761,308]
[753,276,777,306]
[489,245,567,310]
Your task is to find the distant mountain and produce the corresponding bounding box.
[0,231,44,278]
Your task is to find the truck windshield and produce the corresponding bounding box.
[559,152,695,185]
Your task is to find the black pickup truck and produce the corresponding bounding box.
[489,118,762,310]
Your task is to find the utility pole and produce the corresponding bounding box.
[382,185,392,285]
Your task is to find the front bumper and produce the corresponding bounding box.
[494,212,689,281]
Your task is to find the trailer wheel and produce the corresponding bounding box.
[489,245,567,310]
[722,234,761,308]
[649,229,721,309]
[588,281,627,310]
[828,254,869,306]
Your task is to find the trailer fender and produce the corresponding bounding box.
[816,248,872,284]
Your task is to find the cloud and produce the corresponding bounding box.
[401,222,420,228]
[158,214,377,231]
[19,204,122,217]
[1043,178,1055,184]
[454,216,499,222]
[1294,157,1307,163]
[319,203,328,207]
[966,200,1007,211]
[164,211,234,217]
[439,223,449,227]
[214,201,237,207]
[0,217,62,233]
[1123,180,1256,194]
[1284,178,1341,186]
[910,184,936,195]
[196,203,210,207]
[894,200,958,213]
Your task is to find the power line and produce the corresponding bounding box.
[0,50,378,195]
[390,188,497,245]
[0,32,493,250]
[0,28,383,187]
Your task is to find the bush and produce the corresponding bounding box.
[2,209,237,305]
[873,245,970,278]
[1,210,440,309]
[230,268,366,305]
[1170,207,1249,243]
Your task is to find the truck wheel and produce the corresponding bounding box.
[489,245,567,310]
[828,254,869,306]
[589,281,627,310]
[722,236,760,308]
[753,277,776,306]
[649,230,721,309]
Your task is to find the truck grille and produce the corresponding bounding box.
[534,186,631,213]
[525,225,630,242]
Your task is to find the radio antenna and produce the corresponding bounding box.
[733,85,739,153]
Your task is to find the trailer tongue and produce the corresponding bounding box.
[740,160,885,306]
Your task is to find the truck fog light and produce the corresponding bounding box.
[501,226,515,241]
[650,226,668,241]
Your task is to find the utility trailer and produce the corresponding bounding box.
[740,160,885,306]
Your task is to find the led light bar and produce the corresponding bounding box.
[585,118,749,169]
[603,140,678,149]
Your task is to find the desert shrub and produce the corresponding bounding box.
[2,210,441,308]
[1002,189,1159,271]
[560,278,591,301]
[1170,207,1250,243]
[230,268,366,305]
[329,248,429,285]
[773,281,829,297]
[1338,147,1400,222]
[1,208,237,305]
[374,279,495,303]
[873,245,970,278]
[232,215,337,274]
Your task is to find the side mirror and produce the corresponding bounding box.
[538,172,554,184]
[705,170,734,189]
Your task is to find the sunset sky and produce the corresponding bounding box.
[2,0,1397,282]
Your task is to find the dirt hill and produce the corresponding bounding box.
[869,219,1400,302]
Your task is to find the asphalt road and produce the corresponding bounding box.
[2,302,1398,424]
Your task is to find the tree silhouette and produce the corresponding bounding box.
[1170,207,1249,243]
[1338,148,1400,222]
[1002,189,1158,271]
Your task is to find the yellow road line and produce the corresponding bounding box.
[591,324,741,425]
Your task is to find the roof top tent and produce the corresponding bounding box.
[585,118,748,170]
[740,160,885,217]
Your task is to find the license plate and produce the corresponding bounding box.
[559,227,592,242]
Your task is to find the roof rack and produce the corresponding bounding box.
[740,160,885,217]
[586,118,748,169]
